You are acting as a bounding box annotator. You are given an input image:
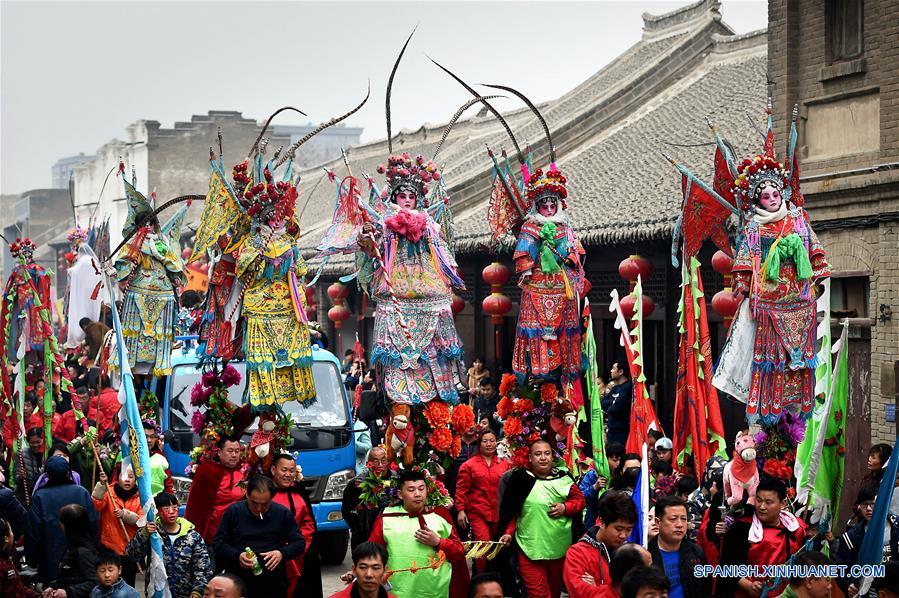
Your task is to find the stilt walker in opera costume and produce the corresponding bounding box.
[667,101,830,425]
[112,165,189,377]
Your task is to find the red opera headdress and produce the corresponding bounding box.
[231,158,299,227]
[733,154,789,213]
[526,164,568,210]
[376,153,441,202]
[9,237,37,261]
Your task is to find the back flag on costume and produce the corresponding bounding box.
[673,257,727,482]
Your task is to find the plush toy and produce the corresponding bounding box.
[248,416,278,473]
[384,404,415,466]
[550,398,578,469]
[722,430,760,507]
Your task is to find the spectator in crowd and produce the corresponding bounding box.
[564,491,637,597]
[498,440,585,598]
[718,476,809,597]
[26,455,98,583]
[579,457,610,529]
[864,443,893,490]
[345,359,366,392]
[127,491,213,598]
[833,486,897,596]
[873,562,899,598]
[467,358,491,401]
[203,574,247,598]
[455,429,509,573]
[647,496,706,597]
[356,370,382,445]
[368,469,467,598]
[214,475,306,597]
[32,443,82,494]
[468,572,504,598]
[271,453,320,598]
[473,377,499,432]
[0,484,26,540]
[343,447,390,551]
[89,550,139,598]
[15,427,44,500]
[688,456,725,545]
[341,350,355,374]
[610,544,654,597]
[185,436,246,543]
[653,438,673,465]
[92,466,141,586]
[44,503,100,598]
[143,421,174,495]
[328,541,394,598]
[445,421,481,503]
[621,566,669,598]
[601,362,632,447]
[0,517,38,597]
[611,454,642,495]
[781,551,832,598]
[605,442,625,484]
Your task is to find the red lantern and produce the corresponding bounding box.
[327,282,349,302]
[327,304,350,328]
[482,262,512,325]
[451,294,465,316]
[305,304,318,321]
[620,293,655,319]
[711,250,734,276]
[712,288,742,327]
[618,255,652,288]
[305,286,316,304]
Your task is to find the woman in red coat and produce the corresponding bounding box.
[455,429,509,572]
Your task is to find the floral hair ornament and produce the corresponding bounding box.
[66,226,90,248]
[9,237,37,260]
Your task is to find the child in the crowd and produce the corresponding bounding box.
[89,551,140,598]
[0,517,39,598]
[620,565,670,598]
[92,465,142,586]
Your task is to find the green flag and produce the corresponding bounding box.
[583,300,610,480]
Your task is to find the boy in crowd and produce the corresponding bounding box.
[621,566,670,598]
[781,551,832,598]
[90,550,140,598]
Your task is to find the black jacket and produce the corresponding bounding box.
[647,536,708,597]
[601,380,632,445]
[56,544,99,598]
[341,477,384,550]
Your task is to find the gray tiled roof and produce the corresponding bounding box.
[295,0,768,273]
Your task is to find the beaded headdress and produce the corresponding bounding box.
[9,237,37,261]
[733,155,788,212]
[67,226,90,249]
[376,153,441,201]
[526,165,568,211]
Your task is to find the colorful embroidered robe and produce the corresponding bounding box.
[512,217,585,382]
[236,232,315,408]
[1,261,52,359]
[363,211,464,404]
[732,208,829,422]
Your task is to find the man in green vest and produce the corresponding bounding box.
[368,469,467,598]
[497,439,586,598]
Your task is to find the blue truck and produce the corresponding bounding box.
[160,342,355,565]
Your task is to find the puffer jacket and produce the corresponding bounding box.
[126,517,212,598]
[91,483,141,555]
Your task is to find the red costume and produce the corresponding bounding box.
[53,410,77,443]
[719,513,807,597]
[562,536,617,598]
[328,583,396,598]
[454,454,509,570]
[273,484,317,597]
[184,460,245,542]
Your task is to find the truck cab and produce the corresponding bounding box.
[161,342,354,565]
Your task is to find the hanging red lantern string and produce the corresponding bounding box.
[481,262,512,367]
[451,294,466,317]
[304,285,318,322]
[327,282,351,353]
[618,254,654,323]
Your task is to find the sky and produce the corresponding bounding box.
[0,0,767,195]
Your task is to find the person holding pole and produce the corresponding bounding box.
[92,463,143,586]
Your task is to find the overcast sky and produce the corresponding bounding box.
[0,0,766,195]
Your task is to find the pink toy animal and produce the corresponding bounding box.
[722,431,760,507]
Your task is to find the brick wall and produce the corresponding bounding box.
[769,0,899,446]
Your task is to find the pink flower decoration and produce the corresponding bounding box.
[191,410,206,434]
[385,209,428,242]
[221,365,241,388]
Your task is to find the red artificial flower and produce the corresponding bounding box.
[499,374,517,398]
[512,446,530,468]
[503,416,523,437]
[385,209,428,243]
[497,397,513,420]
[451,435,462,458]
[429,428,453,453]
[511,399,534,415]
[540,383,559,403]
[451,404,475,434]
[424,401,452,428]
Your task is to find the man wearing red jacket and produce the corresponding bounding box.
[497,440,586,598]
[185,437,245,543]
[455,429,509,573]
[368,469,468,598]
[563,490,637,598]
[272,453,319,598]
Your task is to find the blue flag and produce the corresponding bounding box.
[93,246,169,597]
[627,443,650,546]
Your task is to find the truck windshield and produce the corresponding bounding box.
[168,361,350,451]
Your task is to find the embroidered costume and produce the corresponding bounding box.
[113,169,187,376]
[1,238,53,359]
[63,226,103,349]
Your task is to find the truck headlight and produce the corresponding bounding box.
[322,469,355,501]
[173,476,192,505]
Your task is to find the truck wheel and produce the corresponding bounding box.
[318,530,349,566]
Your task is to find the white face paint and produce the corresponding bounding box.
[537,198,558,217]
[394,190,417,210]
[758,184,783,212]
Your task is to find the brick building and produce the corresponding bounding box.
[768,0,899,464]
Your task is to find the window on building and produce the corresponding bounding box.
[828,0,864,61]
[831,276,869,319]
